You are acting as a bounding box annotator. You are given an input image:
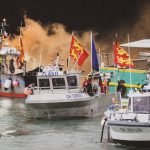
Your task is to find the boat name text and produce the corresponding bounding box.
[66,93,82,99]
[42,71,59,76]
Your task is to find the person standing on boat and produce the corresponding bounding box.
[99,76,104,94]
[9,58,15,74]
[92,78,100,96]
[103,76,108,94]
[83,75,93,96]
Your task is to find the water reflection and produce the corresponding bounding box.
[0,98,149,150]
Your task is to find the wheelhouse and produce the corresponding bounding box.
[36,72,80,92]
[128,94,150,113]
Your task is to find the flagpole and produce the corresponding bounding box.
[39,48,43,72]
[114,33,118,93]
[67,32,74,71]
[127,33,133,92]
[91,31,93,72]
[71,52,82,70]
[99,48,101,67]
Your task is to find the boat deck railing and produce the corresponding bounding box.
[0,60,26,75]
[32,85,83,94]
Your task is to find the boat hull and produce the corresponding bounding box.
[26,92,120,119]
[108,120,150,147]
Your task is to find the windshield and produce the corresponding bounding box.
[67,75,77,89]
[52,78,66,89]
[133,96,150,113]
[39,78,50,88]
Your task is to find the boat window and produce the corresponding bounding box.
[52,78,65,89]
[133,97,150,113]
[67,75,77,89]
[39,79,50,88]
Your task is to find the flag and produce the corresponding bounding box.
[16,36,24,69]
[19,36,24,62]
[70,35,89,66]
[113,38,134,68]
[92,37,99,71]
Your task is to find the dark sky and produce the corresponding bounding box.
[0,0,149,34]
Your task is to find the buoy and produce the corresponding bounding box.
[4,78,12,91]
[24,87,32,95]
[13,79,19,86]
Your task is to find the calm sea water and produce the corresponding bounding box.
[0,97,148,150]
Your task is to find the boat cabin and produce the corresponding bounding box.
[128,92,150,113]
[35,70,81,93]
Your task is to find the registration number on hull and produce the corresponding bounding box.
[120,127,142,133]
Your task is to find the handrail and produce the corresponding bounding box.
[31,85,83,94]
[109,111,150,123]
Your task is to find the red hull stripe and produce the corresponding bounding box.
[0,92,26,98]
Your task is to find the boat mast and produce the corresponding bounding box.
[91,31,93,72]
[113,33,118,93]
[127,34,133,92]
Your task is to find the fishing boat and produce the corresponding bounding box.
[100,39,150,147]
[0,19,26,98]
[25,53,120,119]
[104,88,150,147]
[25,34,120,119]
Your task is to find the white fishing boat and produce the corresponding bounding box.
[100,38,150,147]
[25,53,120,119]
[0,19,26,98]
[105,89,150,147]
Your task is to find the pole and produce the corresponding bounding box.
[99,48,101,67]
[71,52,82,70]
[113,33,118,93]
[67,32,74,71]
[39,48,43,72]
[23,61,26,76]
[91,31,93,72]
[127,34,132,92]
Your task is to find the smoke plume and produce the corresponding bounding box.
[9,17,94,74]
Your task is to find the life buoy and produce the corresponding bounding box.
[92,84,98,95]
[4,78,12,91]
[16,57,24,69]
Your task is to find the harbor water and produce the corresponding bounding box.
[0,97,148,150]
